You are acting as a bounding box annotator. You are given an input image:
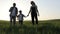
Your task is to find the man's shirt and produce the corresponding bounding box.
[11,7,16,16]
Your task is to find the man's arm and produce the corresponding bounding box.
[17,9,18,14]
[9,7,13,16]
[16,7,18,14]
[15,7,18,16]
[9,7,12,12]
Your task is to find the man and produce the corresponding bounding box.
[27,1,39,25]
[9,3,18,25]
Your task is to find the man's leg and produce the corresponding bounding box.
[13,17,16,25]
[35,14,38,24]
[10,16,12,25]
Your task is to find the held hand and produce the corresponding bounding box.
[23,15,27,18]
[27,14,29,17]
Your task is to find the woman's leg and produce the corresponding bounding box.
[35,14,38,24]
[31,14,34,25]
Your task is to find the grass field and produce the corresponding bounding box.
[0,19,60,34]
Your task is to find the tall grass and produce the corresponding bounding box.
[0,20,60,34]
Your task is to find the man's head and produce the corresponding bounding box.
[13,3,16,7]
[19,10,22,14]
[31,1,35,5]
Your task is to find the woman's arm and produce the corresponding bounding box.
[27,7,31,16]
[36,6,39,16]
[37,9,39,16]
[27,11,31,16]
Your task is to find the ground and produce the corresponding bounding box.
[0,19,60,34]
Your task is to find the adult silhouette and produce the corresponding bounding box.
[9,3,18,25]
[27,1,39,25]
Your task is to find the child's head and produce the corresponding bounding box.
[19,10,22,14]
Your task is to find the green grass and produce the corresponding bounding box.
[0,19,60,34]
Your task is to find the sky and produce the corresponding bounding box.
[0,0,60,21]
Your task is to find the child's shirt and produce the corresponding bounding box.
[17,14,25,21]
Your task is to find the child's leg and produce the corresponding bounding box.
[21,21,23,25]
[19,20,20,24]
[19,20,23,25]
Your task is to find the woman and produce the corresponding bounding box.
[27,1,39,25]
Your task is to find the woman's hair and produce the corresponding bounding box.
[31,1,35,5]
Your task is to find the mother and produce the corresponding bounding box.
[28,1,39,25]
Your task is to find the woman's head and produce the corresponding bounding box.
[31,1,35,5]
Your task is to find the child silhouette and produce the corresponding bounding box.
[17,10,27,25]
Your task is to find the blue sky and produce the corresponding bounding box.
[36,0,60,19]
[0,0,60,20]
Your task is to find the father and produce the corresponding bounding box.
[9,3,18,25]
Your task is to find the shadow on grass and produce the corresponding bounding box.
[0,23,60,34]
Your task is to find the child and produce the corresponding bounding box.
[17,10,26,25]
